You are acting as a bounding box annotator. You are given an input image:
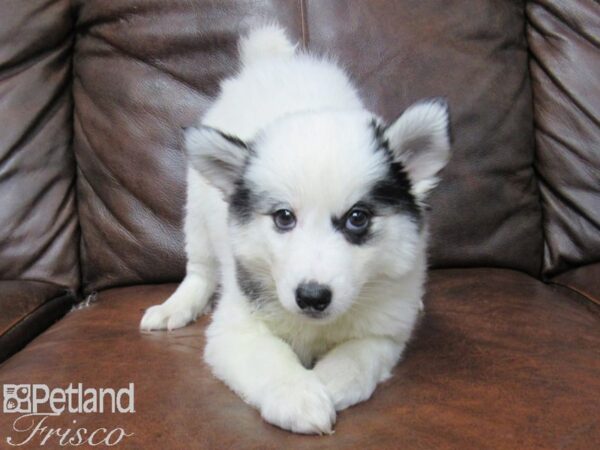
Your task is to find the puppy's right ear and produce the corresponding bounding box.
[184,126,250,197]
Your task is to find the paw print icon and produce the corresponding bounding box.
[3,385,31,413]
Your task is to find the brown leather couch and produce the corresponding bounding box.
[1,1,599,448]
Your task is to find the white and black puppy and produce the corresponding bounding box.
[141,24,450,434]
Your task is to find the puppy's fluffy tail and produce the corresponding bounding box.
[239,24,297,66]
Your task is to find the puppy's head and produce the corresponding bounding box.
[186,100,450,321]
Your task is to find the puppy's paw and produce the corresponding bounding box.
[140,275,214,331]
[260,372,336,435]
[314,360,376,411]
[140,303,198,331]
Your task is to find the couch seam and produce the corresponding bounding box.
[299,0,308,49]
[0,293,75,365]
[524,1,549,281]
[547,281,600,317]
[68,0,85,302]
[548,280,600,308]
[0,292,76,342]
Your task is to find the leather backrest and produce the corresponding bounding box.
[0,0,79,290]
[73,0,542,293]
[72,0,304,293]
[527,0,600,277]
[305,0,542,275]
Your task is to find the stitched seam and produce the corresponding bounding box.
[69,0,85,298]
[547,281,600,316]
[299,0,308,49]
[0,293,75,341]
[525,1,550,280]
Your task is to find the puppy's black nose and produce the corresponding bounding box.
[295,282,332,312]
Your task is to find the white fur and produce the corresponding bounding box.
[238,24,297,66]
[141,25,450,434]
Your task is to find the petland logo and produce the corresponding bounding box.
[2,383,135,447]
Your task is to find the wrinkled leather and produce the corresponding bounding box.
[73,0,543,293]
[0,269,598,449]
[72,0,304,293]
[527,0,600,277]
[0,0,79,289]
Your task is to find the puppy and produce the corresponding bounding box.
[141,24,450,434]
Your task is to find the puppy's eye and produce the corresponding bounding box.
[273,209,296,231]
[345,209,370,233]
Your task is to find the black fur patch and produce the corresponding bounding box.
[229,180,282,225]
[370,163,421,221]
[331,214,375,245]
[235,259,263,303]
[228,142,262,224]
[229,179,255,224]
[369,120,422,224]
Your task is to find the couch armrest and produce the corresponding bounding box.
[0,281,75,363]
[551,263,600,309]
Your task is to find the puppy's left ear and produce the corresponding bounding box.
[384,99,451,199]
[184,126,250,198]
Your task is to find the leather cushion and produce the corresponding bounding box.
[1,269,598,449]
[527,0,600,276]
[0,0,79,289]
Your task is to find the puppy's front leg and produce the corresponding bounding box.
[204,314,336,434]
[314,336,404,411]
